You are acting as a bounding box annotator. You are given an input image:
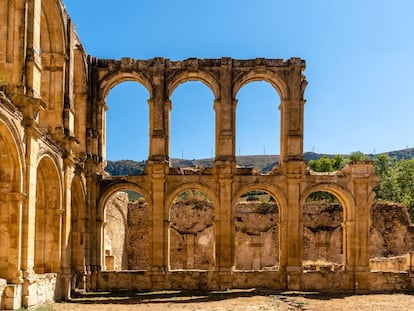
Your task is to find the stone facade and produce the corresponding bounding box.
[0,0,413,309]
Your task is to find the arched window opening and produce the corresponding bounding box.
[103,190,149,271]
[303,191,343,271]
[234,190,279,270]
[170,81,215,167]
[169,189,215,270]
[105,82,149,174]
[236,82,280,173]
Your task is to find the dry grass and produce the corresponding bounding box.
[40,290,414,311]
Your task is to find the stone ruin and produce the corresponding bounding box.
[1,0,414,308]
[104,191,414,275]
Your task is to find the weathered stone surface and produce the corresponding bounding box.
[370,202,414,257]
[2,0,414,308]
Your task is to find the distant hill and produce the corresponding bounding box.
[105,148,414,176]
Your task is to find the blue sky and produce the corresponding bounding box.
[65,0,414,161]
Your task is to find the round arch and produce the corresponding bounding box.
[98,181,152,220]
[233,182,287,221]
[167,70,220,100]
[100,72,153,102]
[233,183,283,271]
[165,182,219,218]
[232,70,288,101]
[300,182,355,222]
[98,181,151,270]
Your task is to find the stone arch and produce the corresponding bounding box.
[103,193,128,270]
[98,182,152,220]
[233,184,283,270]
[233,183,287,220]
[300,183,353,270]
[234,80,282,158]
[166,182,219,213]
[232,70,289,101]
[98,182,151,270]
[100,72,153,102]
[167,70,220,100]
[300,183,355,221]
[167,183,217,270]
[0,117,24,281]
[34,154,62,273]
[169,80,216,160]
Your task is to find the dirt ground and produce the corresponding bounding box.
[42,289,414,311]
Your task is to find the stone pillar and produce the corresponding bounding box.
[23,0,42,98]
[216,177,233,289]
[60,159,75,299]
[279,58,306,165]
[148,58,168,162]
[284,162,306,290]
[84,159,100,290]
[21,126,41,307]
[0,192,25,283]
[215,57,235,164]
[147,163,168,288]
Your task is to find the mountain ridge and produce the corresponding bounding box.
[105,148,414,176]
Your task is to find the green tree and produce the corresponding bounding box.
[349,151,368,162]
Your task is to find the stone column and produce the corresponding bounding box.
[148,58,168,162]
[215,57,235,164]
[84,159,100,290]
[279,58,306,165]
[60,158,75,299]
[147,163,168,288]
[23,0,42,98]
[216,177,233,289]
[284,163,306,290]
[0,192,25,283]
[20,125,41,307]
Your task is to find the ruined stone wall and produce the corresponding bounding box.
[170,200,215,270]
[234,202,279,270]
[370,202,414,257]
[303,201,343,269]
[127,199,150,270]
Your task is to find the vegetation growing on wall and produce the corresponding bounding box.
[308,152,414,221]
